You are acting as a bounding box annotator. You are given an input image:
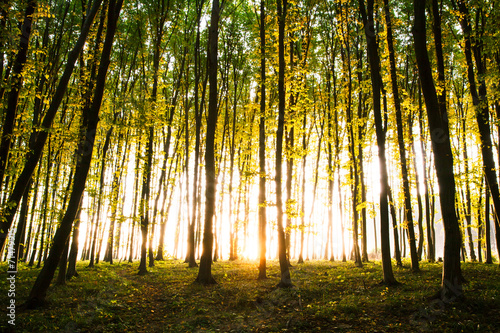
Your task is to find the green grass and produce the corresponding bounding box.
[1,259,499,332]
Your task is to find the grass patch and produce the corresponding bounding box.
[1,259,499,332]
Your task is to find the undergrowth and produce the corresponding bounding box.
[1,259,499,332]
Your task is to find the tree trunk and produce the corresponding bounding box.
[359,0,397,284]
[285,38,295,265]
[138,124,154,275]
[275,0,292,288]
[228,84,238,261]
[258,0,267,279]
[186,1,206,268]
[24,0,122,308]
[195,0,221,285]
[66,201,82,280]
[418,84,435,262]
[413,0,463,299]
[23,166,41,262]
[36,141,53,269]
[459,105,476,261]
[485,185,492,264]
[477,178,484,263]
[92,124,113,266]
[342,30,362,267]
[409,116,425,260]
[326,61,335,262]
[383,0,419,272]
[299,109,308,263]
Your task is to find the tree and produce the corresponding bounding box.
[137,0,174,275]
[257,0,267,280]
[382,0,419,272]
[275,0,292,288]
[359,0,397,284]
[186,0,207,268]
[24,0,123,307]
[195,0,223,285]
[413,0,464,300]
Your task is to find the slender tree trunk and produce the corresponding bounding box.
[298,110,308,263]
[274,0,292,288]
[228,86,238,261]
[326,64,335,262]
[342,33,362,267]
[339,172,346,262]
[184,87,201,267]
[382,0,419,271]
[56,239,69,286]
[257,0,267,279]
[459,106,476,261]
[128,141,142,263]
[147,0,170,269]
[138,124,154,275]
[28,220,42,267]
[354,46,368,263]
[409,116,425,260]
[359,0,397,284]
[88,173,101,267]
[485,185,492,264]
[195,0,221,285]
[477,177,484,263]
[418,84,435,262]
[36,141,53,269]
[23,165,41,262]
[285,38,296,265]
[92,124,113,266]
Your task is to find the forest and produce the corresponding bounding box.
[0,0,500,331]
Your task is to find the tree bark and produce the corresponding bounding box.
[138,124,154,275]
[413,0,464,299]
[66,201,82,280]
[383,0,419,271]
[485,185,492,264]
[24,0,122,308]
[418,84,435,262]
[195,0,221,285]
[275,0,292,288]
[258,0,267,280]
[359,0,397,283]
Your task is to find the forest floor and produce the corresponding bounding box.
[1,258,499,332]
